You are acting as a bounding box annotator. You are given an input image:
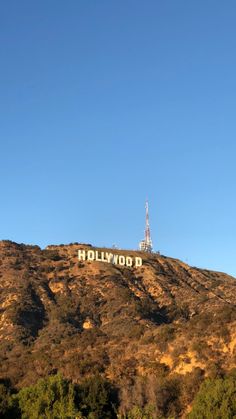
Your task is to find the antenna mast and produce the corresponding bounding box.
[139,200,153,252]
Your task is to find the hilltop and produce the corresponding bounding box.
[0,240,236,417]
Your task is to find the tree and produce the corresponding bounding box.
[0,382,19,419]
[0,383,10,417]
[78,374,117,418]
[124,405,155,419]
[188,375,236,419]
[16,373,79,419]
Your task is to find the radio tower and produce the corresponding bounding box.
[139,200,153,252]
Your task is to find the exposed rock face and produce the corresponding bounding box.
[0,240,236,390]
[82,319,94,330]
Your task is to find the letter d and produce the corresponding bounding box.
[135,257,142,267]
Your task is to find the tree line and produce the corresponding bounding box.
[1,371,236,418]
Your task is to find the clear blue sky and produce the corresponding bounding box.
[1,1,236,276]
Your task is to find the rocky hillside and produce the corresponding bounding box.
[1,240,236,416]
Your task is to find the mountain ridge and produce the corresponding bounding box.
[1,240,236,416]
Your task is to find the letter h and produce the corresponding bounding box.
[78,250,86,261]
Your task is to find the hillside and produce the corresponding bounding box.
[1,240,236,417]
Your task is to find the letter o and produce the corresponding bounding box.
[87,250,95,261]
[126,257,133,267]
[119,255,126,266]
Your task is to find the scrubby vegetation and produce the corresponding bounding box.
[1,241,236,417]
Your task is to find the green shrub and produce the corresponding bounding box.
[119,405,156,418]
[16,373,78,419]
[188,374,236,419]
[0,382,19,418]
[78,374,118,418]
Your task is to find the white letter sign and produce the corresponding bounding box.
[78,249,143,268]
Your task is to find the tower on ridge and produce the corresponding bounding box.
[139,200,153,252]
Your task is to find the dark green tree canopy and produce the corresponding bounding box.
[188,374,236,419]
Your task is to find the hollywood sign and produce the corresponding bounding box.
[78,249,142,267]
